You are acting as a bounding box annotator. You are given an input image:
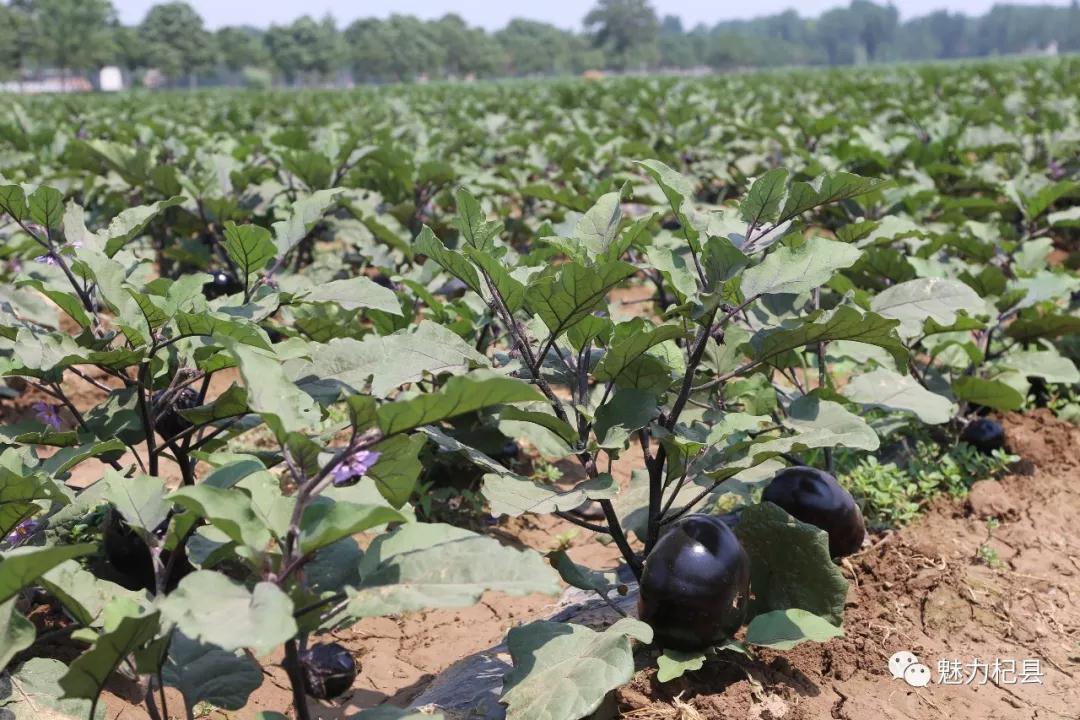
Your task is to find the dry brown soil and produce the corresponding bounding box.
[618,410,1080,720]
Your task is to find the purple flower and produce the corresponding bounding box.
[34,254,56,266]
[5,519,42,547]
[32,401,63,429]
[331,449,380,487]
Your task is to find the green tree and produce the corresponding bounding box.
[0,4,34,80]
[430,14,505,77]
[583,0,660,70]
[495,19,594,76]
[344,16,445,82]
[658,14,699,68]
[12,0,116,82]
[111,23,148,73]
[215,26,272,73]
[816,6,860,65]
[849,0,898,61]
[140,1,217,86]
[265,15,343,86]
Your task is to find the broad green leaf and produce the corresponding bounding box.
[1047,206,1080,227]
[750,305,906,368]
[636,160,696,240]
[0,471,65,539]
[740,237,861,298]
[162,632,263,711]
[656,650,706,682]
[179,384,249,425]
[103,472,169,534]
[453,188,502,252]
[525,260,637,339]
[366,433,426,508]
[0,544,97,605]
[169,485,272,550]
[0,185,28,221]
[701,236,749,287]
[415,225,483,296]
[594,388,658,449]
[547,550,619,596]
[344,523,560,618]
[462,246,526,312]
[59,611,161,705]
[779,173,889,223]
[735,502,848,626]
[299,500,405,555]
[1021,179,1077,219]
[16,279,91,330]
[1004,313,1080,342]
[952,376,1024,411]
[593,320,685,383]
[501,618,653,720]
[40,561,146,628]
[296,276,402,315]
[125,287,169,333]
[744,609,843,650]
[0,597,34,672]
[1009,270,1080,309]
[843,369,952,424]
[482,474,617,517]
[292,320,488,400]
[870,278,986,340]
[573,191,622,258]
[223,222,276,282]
[351,710,445,720]
[499,407,578,445]
[0,658,104,719]
[271,188,345,256]
[376,373,542,435]
[998,350,1079,384]
[741,168,789,228]
[101,196,184,256]
[647,237,698,298]
[780,395,879,452]
[29,186,64,228]
[224,340,318,434]
[159,572,297,657]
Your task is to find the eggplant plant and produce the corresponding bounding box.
[416,164,910,696]
[0,184,564,720]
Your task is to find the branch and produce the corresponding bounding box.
[135,364,158,476]
[553,510,610,534]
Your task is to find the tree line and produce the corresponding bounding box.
[1,0,1079,87]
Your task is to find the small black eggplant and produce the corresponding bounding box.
[960,418,1006,455]
[638,514,750,651]
[762,466,866,558]
[299,642,358,699]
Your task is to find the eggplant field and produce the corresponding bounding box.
[0,57,1078,720]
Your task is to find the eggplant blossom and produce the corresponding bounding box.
[32,401,63,429]
[331,449,380,487]
[5,519,42,547]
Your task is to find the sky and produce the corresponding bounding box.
[112,0,1075,31]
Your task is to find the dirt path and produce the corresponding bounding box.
[620,409,1080,720]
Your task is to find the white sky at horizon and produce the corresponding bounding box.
[112,0,1076,31]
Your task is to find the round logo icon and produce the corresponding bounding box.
[904,663,932,688]
[889,650,919,679]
